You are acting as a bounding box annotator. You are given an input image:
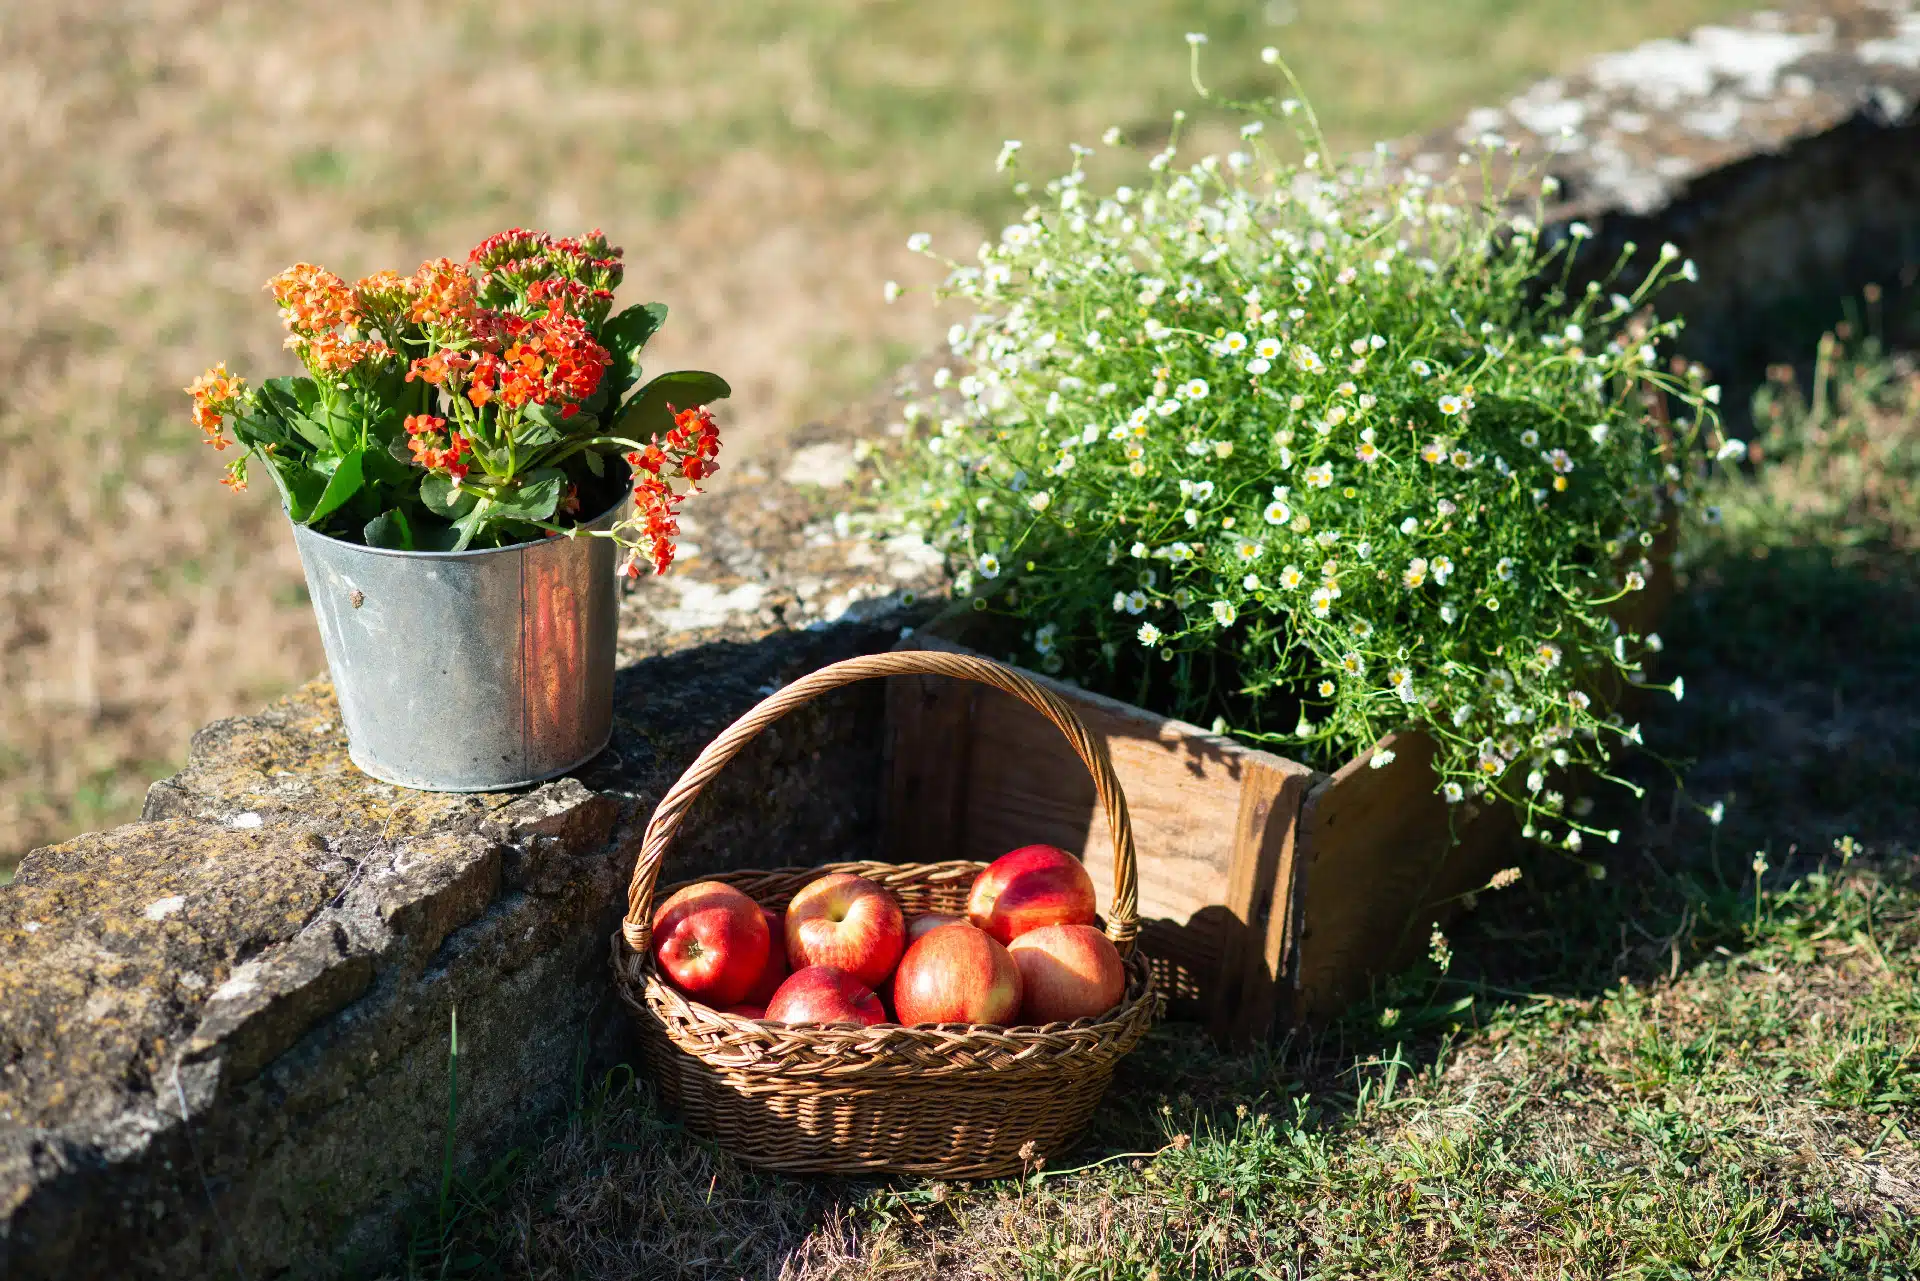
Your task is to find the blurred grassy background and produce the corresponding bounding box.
[0,0,1756,870]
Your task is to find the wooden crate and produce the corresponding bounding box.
[880,634,1514,1044]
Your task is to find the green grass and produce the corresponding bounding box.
[384,330,1920,1278]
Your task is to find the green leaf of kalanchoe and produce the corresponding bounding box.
[612,369,731,439]
[305,446,366,526]
[420,472,479,520]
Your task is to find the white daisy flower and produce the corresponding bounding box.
[1303,463,1334,488]
[1219,332,1248,354]
[1520,429,1540,448]
[1137,622,1163,646]
[1279,564,1305,590]
[1264,499,1292,525]
[907,232,932,252]
[1182,378,1210,400]
[1438,394,1464,416]
[1356,441,1381,464]
[1310,586,1336,618]
[1536,642,1562,668]
[1410,359,1433,378]
[1495,557,1514,581]
[1234,538,1262,562]
[1431,556,1454,585]
[977,553,1001,579]
[1211,600,1237,627]
[1402,557,1429,589]
[1340,651,1366,677]
[1126,591,1147,615]
[1255,337,1283,360]
[1247,357,1272,375]
[1293,345,1325,373]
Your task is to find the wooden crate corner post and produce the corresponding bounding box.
[881,634,1318,1047]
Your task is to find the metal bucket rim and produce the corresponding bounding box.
[284,474,630,562]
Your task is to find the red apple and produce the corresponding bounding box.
[892,922,1023,1026]
[966,845,1098,944]
[651,880,770,1006]
[1008,923,1127,1024]
[720,1003,766,1020]
[739,907,790,1006]
[785,873,906,989]
[906,912,964,944]
[765,965,888,1026]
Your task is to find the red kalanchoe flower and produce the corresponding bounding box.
[630,474,684,575]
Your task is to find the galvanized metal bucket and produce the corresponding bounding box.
[290,498,622,792]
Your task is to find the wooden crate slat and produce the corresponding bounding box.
[879,666,976,866]
[1289,731,1515,1024]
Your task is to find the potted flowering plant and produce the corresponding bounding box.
[880,48,1734,849]
[188,228,727,791]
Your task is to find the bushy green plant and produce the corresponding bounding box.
[879,42,1734,845]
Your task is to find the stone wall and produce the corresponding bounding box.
[1404,0,1920,395]
[0,441,945,1278]
[4,3,1919,1276]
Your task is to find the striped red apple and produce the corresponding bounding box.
[966,845,1097,944]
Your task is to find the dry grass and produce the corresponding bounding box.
[0,0,1757,866]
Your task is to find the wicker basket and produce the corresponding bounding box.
[611,650,1158,1178]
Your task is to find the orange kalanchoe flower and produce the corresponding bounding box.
[304,333,395,376]
[408,257,477,328]
[267,263,357,336]
[352,269,411,310]
[185,362,247,449]
[403,413,471,480]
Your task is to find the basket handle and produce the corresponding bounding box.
[619,649,1140,958]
